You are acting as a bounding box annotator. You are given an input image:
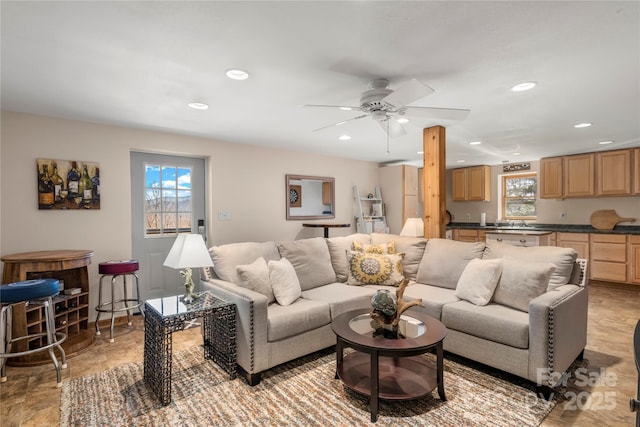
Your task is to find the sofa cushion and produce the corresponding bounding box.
[326,234,371,282]
[353,240,396,254]
[267,298,331,342]
[442,300,530,349]
[416,238,485,289]
[483,242,577,290]
[493,257,556,312]
[371,233,428,281]
[401,283,459,320]
[455,258,503,306]
[268,258,302,306]
[302,283,376,318]
[210,241,280,284]
[346,251,405,286]
[236,257,275,303]
[277,237,337,291]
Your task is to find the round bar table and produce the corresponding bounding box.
[302,223,351,238]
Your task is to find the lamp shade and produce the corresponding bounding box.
[163,234,213,269]
[400,218,424,237]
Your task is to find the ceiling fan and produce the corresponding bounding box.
[304,78,470,137]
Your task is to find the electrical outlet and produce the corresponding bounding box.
[465,213,471,221]
[560,212,566,220]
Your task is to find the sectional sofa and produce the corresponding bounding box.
[200,233,588,390]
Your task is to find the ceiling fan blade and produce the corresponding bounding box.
[312,114,369,132]
[302,104,361,112]
[378,118,406,138]
[382,79,435,107]
[400,106,470,121]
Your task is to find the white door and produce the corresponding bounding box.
[131,152,206,300]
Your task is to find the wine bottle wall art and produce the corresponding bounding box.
[36,158,101,210]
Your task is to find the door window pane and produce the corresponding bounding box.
[144,164,193,236]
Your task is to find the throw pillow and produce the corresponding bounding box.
[455,258,503,306]
[236,257,275,303]
[326,234,371,282]
[276,237,337,290]
[352,240,396,254]
[416,238,486,289]
[268,258,302,306]
[492,257,556,312]
[370,233,427,281]
[346,250,405,286]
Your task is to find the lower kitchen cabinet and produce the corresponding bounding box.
[590,234,628,282]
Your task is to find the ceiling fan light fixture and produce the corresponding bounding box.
[225,69,249,80]
[396,118,409,124]
[598,140,614,145]
[511,82,536,92]
[188,102,209,110]
[574,122,592,128]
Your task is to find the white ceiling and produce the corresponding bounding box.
[2,1,639,167]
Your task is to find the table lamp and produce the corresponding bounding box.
[163,234,213,303]
[400,218,424,237]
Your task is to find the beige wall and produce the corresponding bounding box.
[446,160,640,224]
[0,111,379,282]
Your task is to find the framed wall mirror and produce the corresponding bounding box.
[285,174,335,220]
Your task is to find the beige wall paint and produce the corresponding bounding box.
[446,160,640,224]
[0,111,378,289]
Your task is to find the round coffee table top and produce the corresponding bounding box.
[332,308,447,352]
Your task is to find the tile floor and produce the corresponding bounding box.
[1,284,638,426]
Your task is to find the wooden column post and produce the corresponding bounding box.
[423,126,447,238]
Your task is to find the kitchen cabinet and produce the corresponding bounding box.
[486,232,551,247]
[378,165,419,234]
[452,229,483,242]
[451,165,491,201]
[596,149,632,196]
[590,234,628,282]
[564,153,595,197]
[634,148,640,195]
[630,235,640,284]
[322,181,332,205]
[540,157,563,199]
[556,232,590,259]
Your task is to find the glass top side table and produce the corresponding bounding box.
[143,291,236,405]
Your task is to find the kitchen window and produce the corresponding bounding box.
[502,173,537,220]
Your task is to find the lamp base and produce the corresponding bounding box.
[181,267,198,304]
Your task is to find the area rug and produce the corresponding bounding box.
[61,347,557,426]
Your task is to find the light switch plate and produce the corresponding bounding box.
[218,209,232,221]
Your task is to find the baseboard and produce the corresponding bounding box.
[590,280,640,292]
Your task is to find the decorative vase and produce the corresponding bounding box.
[371,289,397,317]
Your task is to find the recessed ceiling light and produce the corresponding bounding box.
[417,151,424,154]
[511,82,537,92]
[336,121,348,126]
[574,122,592,128]
[396,118,409,124]
[225,69,249,80]
[339,107,354,111]
[469,141,482,145]
[598,140,614,145]
[339,135,351,141]
[188,102,209,110]
[457,160,465,163]
[513,152,521,156]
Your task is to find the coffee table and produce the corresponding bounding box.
[143,291,236,405]
[332,308,447,422]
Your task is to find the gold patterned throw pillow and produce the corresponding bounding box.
[346,250,405,286]
[352,240,396,255]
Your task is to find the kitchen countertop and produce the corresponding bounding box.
[483,229,552,236]
[447,223,640,235]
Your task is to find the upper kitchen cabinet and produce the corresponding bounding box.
[451,165,491,201]
[564,153,595,197]
[539,157,563,199]
[596,149,631,196]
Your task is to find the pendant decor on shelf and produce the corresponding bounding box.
[502,162,531,173]
[36,158,100,210]
[370,279,424,332]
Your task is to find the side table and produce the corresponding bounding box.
[143,291,236,405]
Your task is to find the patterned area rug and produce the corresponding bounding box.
[61,347,556,426]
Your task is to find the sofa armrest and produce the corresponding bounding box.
[528,284,588,386]
[200,278,269,375]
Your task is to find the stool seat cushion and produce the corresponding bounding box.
[99,260,139,275]
[0,279,60,303]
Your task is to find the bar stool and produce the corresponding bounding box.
[0,279,67,386]
[95,260,144,343]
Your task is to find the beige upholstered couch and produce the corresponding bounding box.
[201,233,588,389]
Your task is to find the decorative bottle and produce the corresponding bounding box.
[79,164,93,207]
[91,167,100,203]
[67,161,81,200]
[50,161,64,206]
[38,164,55,209]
